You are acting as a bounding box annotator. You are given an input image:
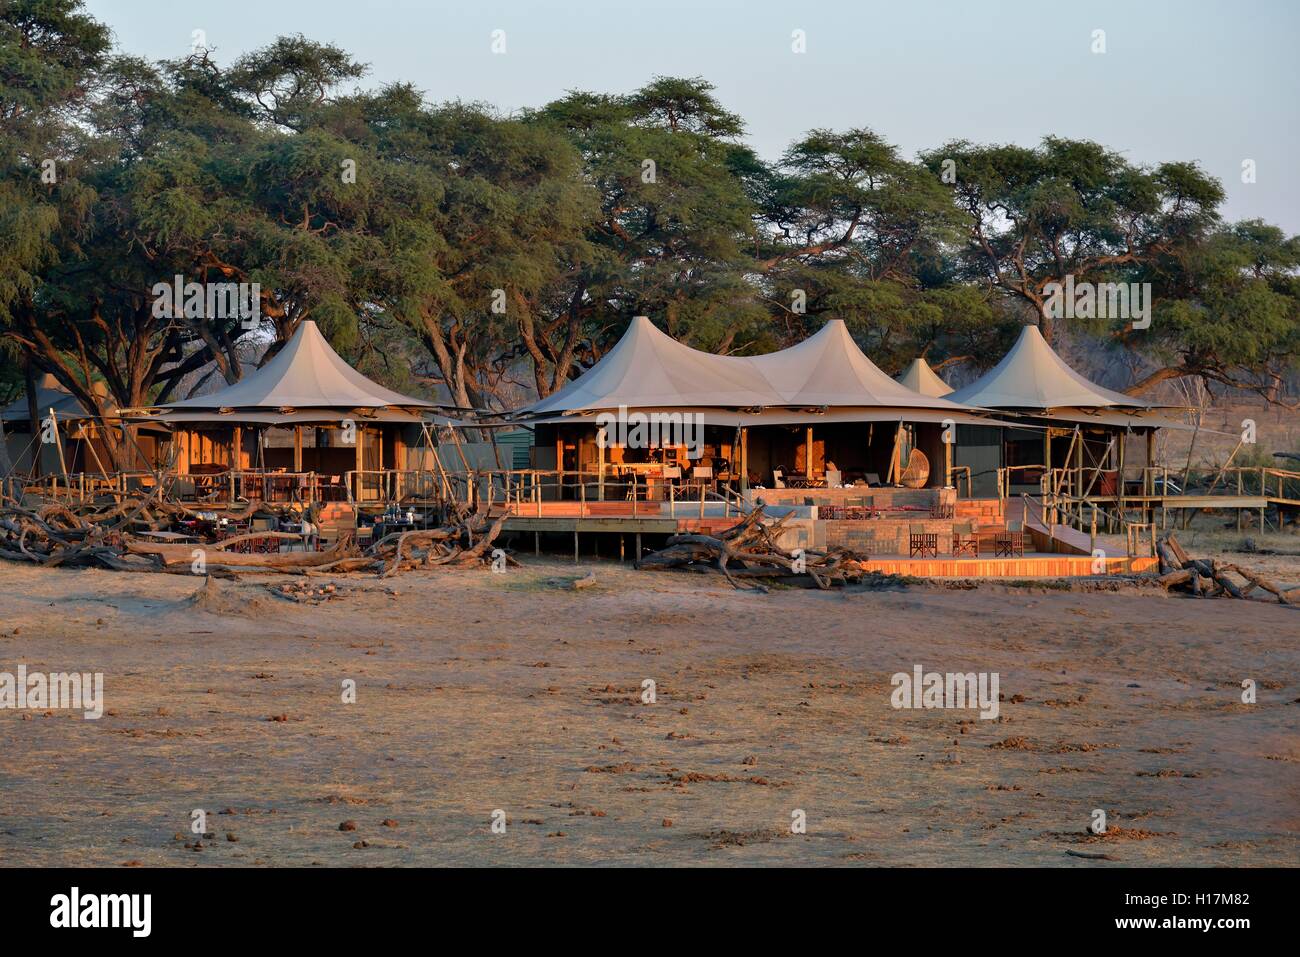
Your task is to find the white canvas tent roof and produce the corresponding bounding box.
[745,320,965,410]
[1,375,92,424]
[895,358,953,397]
[946,324,1158,411]
[520,317,974,416]
[523,315,777,414]
[1008,407,1197,431]
[127,320,437,423]
[526,405,994,428]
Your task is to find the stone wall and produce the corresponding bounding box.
[819,518,956,556]
[751,486,951,510]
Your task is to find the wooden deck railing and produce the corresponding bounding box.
[1024,492,1155,559]
[1001,465,1300,505]
[456,468,748,520]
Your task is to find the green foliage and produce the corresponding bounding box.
[1,0,1297,440]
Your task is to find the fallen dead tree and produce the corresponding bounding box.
[124,535,360,571]
[368,509,514,577]
[636,506,871,590]
[1154,532,1300,604]
[2,489,511,578]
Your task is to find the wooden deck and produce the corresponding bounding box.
[501,514,737,535]
[854,554,1158,577]
[499,500,1158,578]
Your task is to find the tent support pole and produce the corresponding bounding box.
[51,408,69,481]
[355,425,364,502]
[739,428,748,497]
[887,422,902,485]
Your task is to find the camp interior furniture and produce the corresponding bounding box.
[908,523,938,559]
[952,521,979,557]
[136,529,199,544]
[321,475,346,501]
[931,501,955,519]
[623,467,646,500]
[690,465,713,494]
[994,520,1026,557]
[278,520,311,551]
[772,469,786,488]
[899,448,930,489]
[825,468,842,488]
[864,472,881,487]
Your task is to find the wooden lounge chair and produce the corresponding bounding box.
[909,523,938,559]
[952,521,979,557]
[772,469,786,489]
[994,520,1025,557]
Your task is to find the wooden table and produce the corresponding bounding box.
[135,530,199,544]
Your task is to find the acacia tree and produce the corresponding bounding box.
[921,138,1224,345]
[5,19,400,467]
[750,127,984,368]
[309,86,600,409]
[1,0,110,429]
[522,76,770,386]
[6,6,1296,426]
[1131,220,1300,403]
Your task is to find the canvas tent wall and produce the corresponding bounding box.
[2,375,166,477]
[511,317,1001,490]
[121,320,445,482]
[943,324,1189,496]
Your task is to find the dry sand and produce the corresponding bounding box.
[0,556,1296,867]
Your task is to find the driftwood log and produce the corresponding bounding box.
[636,506,871,590]
[1154,532,1299,604]
[2,489,511,578]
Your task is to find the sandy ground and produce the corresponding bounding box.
[0,555,1296,868]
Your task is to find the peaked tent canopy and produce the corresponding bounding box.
[895,357,953,397]
[122,321,442,424]
[946,324,1158,411]
[1,374,93,424]
[519,317,974,415]
[522,315,778,415]
[746,320,965,410]
[161,320,437,412]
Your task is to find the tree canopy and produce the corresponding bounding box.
[2,1,1298,465]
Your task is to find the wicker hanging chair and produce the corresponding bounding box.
[899,448,930,489]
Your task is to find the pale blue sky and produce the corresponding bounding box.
[88,0,1300,232]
